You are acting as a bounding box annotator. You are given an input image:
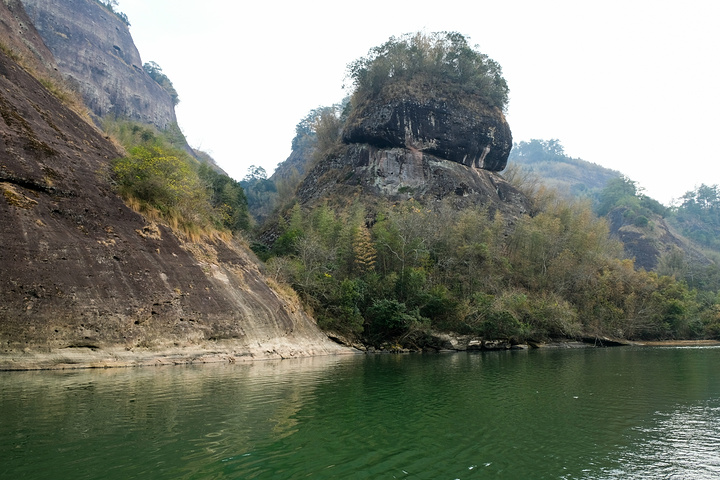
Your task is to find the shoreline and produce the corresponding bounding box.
[0,342,361,372]
[3,338,720,371]
[631,339,720,347]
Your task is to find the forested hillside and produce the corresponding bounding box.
[245,33,720,348]
[507,139,622,199]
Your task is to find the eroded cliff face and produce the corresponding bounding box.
[285,80,527,221]
[606,207,711,271]
[296,144,528,218]
[343,91,512,172]
[19,0,177,129]
[0,48,350,369]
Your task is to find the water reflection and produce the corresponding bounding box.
[2,348,720,479]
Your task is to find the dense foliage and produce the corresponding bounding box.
[239,165,277,224]
[107,120,249,235]
[672,184,720,251]
[346,32,509,111]
[594,176,668,221]
[259,196,720,347]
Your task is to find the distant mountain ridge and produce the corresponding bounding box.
[508,139,622,197]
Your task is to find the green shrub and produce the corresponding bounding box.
[198,163,250,232]
[633,215,649,227]
[366,298,425,341]
[106,119,249,235]
[113,146,202,213]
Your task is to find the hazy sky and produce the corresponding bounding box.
[115,0,719,205]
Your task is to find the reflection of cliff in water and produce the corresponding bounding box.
[1,355,362,477]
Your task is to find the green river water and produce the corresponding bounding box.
[2,347,720,479]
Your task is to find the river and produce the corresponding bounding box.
[2,346,720,479]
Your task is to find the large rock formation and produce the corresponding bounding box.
[0,45,350,369]
[278,80,528,223]
[296,143,528,216]
[19,0,177,129]
[343,84,512,171]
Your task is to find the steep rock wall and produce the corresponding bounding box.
[0,49,350,369]
[19,0,177,129]
[606,206,710,271]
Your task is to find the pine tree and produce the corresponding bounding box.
[352,227,377,274]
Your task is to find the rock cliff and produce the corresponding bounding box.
[19,0,177,129]
[295,143,528,217]
[0,0,58,75]
[606,207,711,271]
[0,43,349,369]
[343,81,512,172]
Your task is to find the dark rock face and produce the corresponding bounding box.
[20,0,177,129]
[0,49,348,368]
[343,95,512,171]
[279,80,525,223]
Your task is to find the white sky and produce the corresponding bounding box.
[116,0,719,205]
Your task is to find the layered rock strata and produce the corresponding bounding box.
[343,81,512,171]
[284,80,527,221]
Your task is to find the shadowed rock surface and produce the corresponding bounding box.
[280,80,527,226]
[0,46,351,369]
[261,80,528,249]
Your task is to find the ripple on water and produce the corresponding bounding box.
[599,401,720,480]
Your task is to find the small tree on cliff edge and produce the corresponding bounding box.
[143,61,179,105]
[345,32,509,111]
